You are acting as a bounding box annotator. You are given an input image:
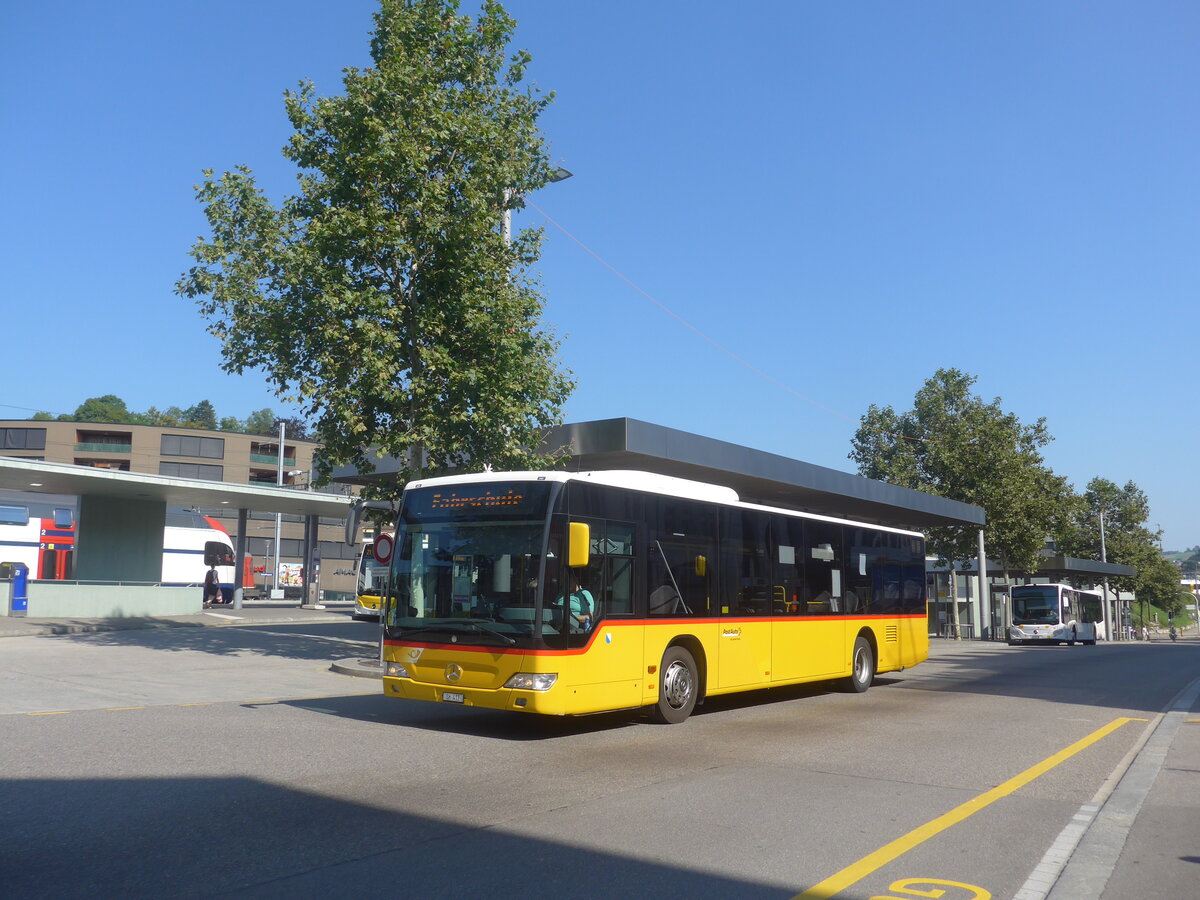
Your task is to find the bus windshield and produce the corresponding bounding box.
[1011,586,1061,625]
[385,482,556,648]
[358,543,389,597]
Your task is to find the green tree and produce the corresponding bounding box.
[135,405,182,427]
[176,0,574,490]
[30,412,54,421]
[181,400,217,430]
[1059,477,1178,611]
[69,395,133,424]
[850,369,1068,637]
[218,416,243,432]
[275,415,310,441]
[243,408,278,436]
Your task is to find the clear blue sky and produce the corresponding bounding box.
[3,2,1197,549]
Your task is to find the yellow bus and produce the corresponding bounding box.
[369,470,928,724]
[352,533,392,620]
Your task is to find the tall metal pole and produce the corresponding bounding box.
[272,421,285,597]
[977,529,989,641]
[1099,507,1114,640]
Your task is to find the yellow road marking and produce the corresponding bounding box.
[104,706,146,711]
[794,717,1142,900]
[27,710,71,716]
[870,877,991,899]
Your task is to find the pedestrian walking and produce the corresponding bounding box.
[203,564,222,607]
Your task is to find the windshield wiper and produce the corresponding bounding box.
[395,622,516,646]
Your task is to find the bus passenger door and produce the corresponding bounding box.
[716,508,771,689]
[772,517,845,680]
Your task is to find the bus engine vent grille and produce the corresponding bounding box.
[884,625,899,643]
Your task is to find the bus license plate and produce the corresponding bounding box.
[442,691,465,704]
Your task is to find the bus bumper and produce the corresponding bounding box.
[381,675,571,714]
[353,595,382,619]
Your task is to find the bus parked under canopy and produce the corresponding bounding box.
[358,469,929,724]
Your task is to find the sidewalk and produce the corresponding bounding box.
[0,601,384,678]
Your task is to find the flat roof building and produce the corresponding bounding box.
[0,419,357,598]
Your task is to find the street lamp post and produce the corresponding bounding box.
[271,422,286,598]
[1099,507,1115,640]
[502,166,573,243]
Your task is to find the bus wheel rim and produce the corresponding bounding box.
[663,660,693,709]
[854,647,867,681]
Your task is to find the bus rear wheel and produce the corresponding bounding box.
[844,636,875,693]
[653,646,698,724]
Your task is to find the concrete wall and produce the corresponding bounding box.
[75,495,166,582]
[20,582,199,618]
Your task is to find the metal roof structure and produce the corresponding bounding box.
[332,417,985,530]
[0,457,350,518]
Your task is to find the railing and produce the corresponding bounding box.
[74,442,132,453]
[250,453,295,466]
[940,623,975,639]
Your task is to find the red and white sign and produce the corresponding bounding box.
[373,533,394,564]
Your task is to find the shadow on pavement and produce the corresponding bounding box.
[0,774,830,899]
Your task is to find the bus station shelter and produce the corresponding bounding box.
[332,417,1131,641]
[333,417,986,530]
[0,456,349,618]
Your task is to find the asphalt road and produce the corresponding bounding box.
[2,620,1197,899]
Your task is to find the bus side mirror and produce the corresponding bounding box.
[345,499,397,546]
[694,555,707,577]
[568,522,590,568]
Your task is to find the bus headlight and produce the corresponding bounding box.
[385,662,411,678]
[504,673,558,692]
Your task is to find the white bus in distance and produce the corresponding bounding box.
[1007,583,1104,646]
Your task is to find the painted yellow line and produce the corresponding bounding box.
[27,710,72,716]
[105,706,147,712]
[793,717,1142,900]
[178,702,213,707]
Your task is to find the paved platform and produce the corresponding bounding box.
[0,601,385,678]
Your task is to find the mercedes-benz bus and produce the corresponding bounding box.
[1007,583,1104,646]
[352,533,392,620]
[357,469,928,724]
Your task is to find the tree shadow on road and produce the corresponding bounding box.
[45,617,378,664]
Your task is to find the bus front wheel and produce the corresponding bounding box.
[845,636,875,693]
[653,646,698,724]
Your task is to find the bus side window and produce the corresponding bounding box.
[646,496,716,617]
[603,522,636,616]
[804,520,843,614]
[772,516,806,615]
[719,508,770,615]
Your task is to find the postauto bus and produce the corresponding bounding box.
[357,469,929,724]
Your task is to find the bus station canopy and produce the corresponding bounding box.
[0,456,350,519]
[332,417,985,531]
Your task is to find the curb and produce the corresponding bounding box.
[331,657,384,679]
